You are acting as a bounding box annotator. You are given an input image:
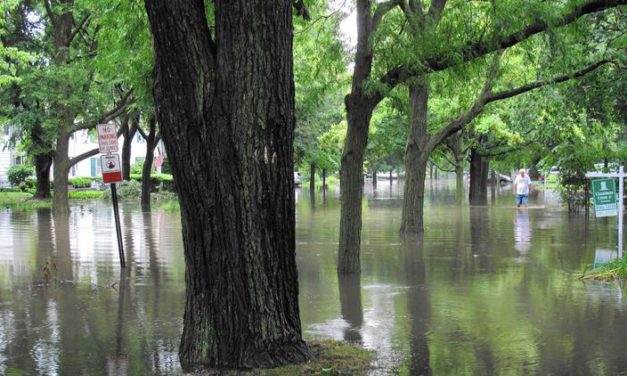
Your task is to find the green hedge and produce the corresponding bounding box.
[129,173,175,192]
[69,191,104,199]
[69,176,93,189]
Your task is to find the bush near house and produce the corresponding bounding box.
[7,165,33,188]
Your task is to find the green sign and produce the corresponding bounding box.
[591,178,618,217]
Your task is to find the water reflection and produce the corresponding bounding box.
[514,209,532,254]
[402,234,431,376]
[338,273,363,344]
[0,182,627,375]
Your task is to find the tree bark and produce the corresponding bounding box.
[34,154,53,199]
[401,82,431,235]
[322,169,326,189]
[141,116,158,212]
[309,161,316,193]
[53,128,72,216]
[338,95,372,274]
[145,0,310,370]
[372,168,377,188]
[453,131,464,204]
[121,115,138,181]
[469,148,489,205]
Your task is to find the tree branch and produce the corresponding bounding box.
[372,0,402,32]
[428,0,447,22]
[378,0,624,92]
[68,14,90,46]
[43,0,56,27]
[69,148,99,167]
[485,60,611,104]
[74,89,134,131]
[293,0,311,20]
[429,59,611,151]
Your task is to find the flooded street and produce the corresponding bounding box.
[1,180,626,375]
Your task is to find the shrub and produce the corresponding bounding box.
[69,191,104,199]
[129,173,175,192]
[8,165,33,187]
[131,158,145,175]
[68,176,93,189]
[103,180,142,200]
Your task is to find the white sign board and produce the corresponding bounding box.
[100,154,122,183]
[97,123,119,154]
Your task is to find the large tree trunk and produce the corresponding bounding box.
[141,116,158,212]
[146,0,310,370]
[338,96,372,274]
[34,154,53,199]
[121,115,138,181]
[338,273,363,344]
[401,82,431,235]
[469,148,489,205]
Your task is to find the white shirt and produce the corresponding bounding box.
[514,174,532,195]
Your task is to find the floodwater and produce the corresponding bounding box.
[1,180,626,375]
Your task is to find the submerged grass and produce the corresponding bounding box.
[581,256,627,280]
[192,340,374,376]
[0,192,52,210]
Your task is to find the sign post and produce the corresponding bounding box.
[586,166,625,258]
[97,124,125,268]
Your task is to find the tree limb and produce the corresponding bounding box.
[293,0,311,20]
[74,90,134,131]
[429,59,611,151]
[378,0,624,92]
[68,14,90,46]
[373,0,402,32]
[43,0,56,27]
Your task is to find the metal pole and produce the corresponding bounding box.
[111,183,126,268]
[619,166,624,258]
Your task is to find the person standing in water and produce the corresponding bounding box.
[513,168,532,208]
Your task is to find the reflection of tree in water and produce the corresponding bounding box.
[52,215,72,282]
[470,207,492,272]
[338,273,363,344]
[401,234,431,376]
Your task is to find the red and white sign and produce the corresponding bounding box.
[101,154,123,184]
[97,123,119,154]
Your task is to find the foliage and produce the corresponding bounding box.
[582,256,627,281]
[129,173,175,192]
[102,180,141,200]
[68,191,103,199]
[0,191,51,210]
[68,177,93,189]
[7,164,32,187]
[130,159,145,175]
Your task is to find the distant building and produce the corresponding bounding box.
[0,126,25,187]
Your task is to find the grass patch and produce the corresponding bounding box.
[192,340,374,375]
[0,192,52,210]
[159,199,180,211]
[581,256,627,281]
[68,190,104,199]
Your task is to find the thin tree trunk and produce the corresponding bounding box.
[53,129,71,216]
[453,131,464,204]
[141,119,158,212]
[121,115,138,181]
[372,168,377,188]
[34,154,52,199]
[146,0,310,369]
[322,169,326,189]
[401,81,430,235]
[309,161,316,193]
[338,96,372,274]
[469,148,488,205]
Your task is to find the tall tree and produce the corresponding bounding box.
[145,0,310,370]
[337,0,625,270]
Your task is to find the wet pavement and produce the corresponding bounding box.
[1,179,626,375]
